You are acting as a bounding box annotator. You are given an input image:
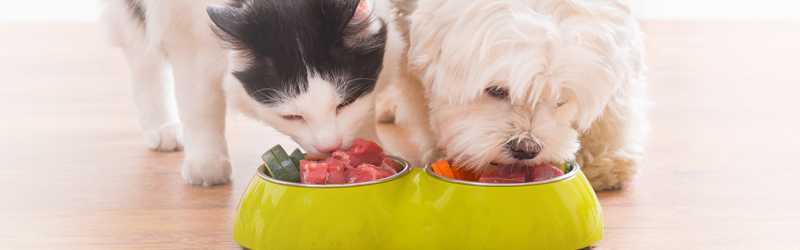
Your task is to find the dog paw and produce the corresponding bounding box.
[590,179,626,191]
[144,123,183,152]
[181,155,231,187]
[581,156,637,191]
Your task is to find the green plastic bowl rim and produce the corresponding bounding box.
[255,155,411,189]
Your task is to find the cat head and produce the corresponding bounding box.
[209,0,386,155]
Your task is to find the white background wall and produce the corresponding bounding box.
[0,0,798,21]
[632,0,800,20]
[0,0,99,21]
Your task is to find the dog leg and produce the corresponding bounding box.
[577,91,647,191]
[372,19,437,166]
[167,43,231,186]
[374,71,437,166]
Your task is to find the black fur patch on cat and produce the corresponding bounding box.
[208,0,387,106]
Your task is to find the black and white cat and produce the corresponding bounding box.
[103,0,388,186]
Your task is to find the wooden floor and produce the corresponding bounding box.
[1,21,799,250]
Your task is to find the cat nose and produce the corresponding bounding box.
[314,141,342,153]
[505,138,542,160]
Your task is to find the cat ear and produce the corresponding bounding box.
[207,5,244,39]
[350,0,373,25]
[344,0,386,48]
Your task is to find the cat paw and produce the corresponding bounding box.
[181,155,232,187]
[144,122,183,152]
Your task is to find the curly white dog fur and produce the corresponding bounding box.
[382,0,647,190]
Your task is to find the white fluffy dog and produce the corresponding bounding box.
[380,0,647,190]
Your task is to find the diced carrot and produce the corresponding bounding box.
[431,159,455,178]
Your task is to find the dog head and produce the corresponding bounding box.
[404,0,632,171]
[209,0,386,155]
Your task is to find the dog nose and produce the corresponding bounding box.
[505,138,542,160]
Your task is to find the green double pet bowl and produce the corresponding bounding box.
[233,157,603,250]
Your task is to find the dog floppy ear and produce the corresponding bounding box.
[390,0,418,44]
[207,5,245,40]
[400,0,445,82]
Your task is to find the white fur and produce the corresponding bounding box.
[223,0,394,157]
[223,0,395,158]
[225,68,379,157]
[384,0,647,190]
[103,0,236,186]
[103,0,393,185]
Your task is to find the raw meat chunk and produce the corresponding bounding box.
[331,151,352,164]
[528,164,565,182]
[299,160,329,184]
[478,166,527,183]
[324,158,348,184]
[382,158,402,172]
[297,139,399,185]
[348,163,396,184]
[345,139,385,167]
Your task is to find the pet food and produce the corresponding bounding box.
[264,139,400,184]
[478,166,527,183]
[290,149,305,169]
[298,159,332,184]
[431,160,456,178]
[432,160,568,183]
[338,139,385,167]
[528,164,565,182]
[431,160,479,181]
[347,163,397,183]
[262,145,302,183]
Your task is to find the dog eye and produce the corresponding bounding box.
[485,86,509,99]
[281,114,304,121]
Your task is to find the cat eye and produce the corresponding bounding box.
[485,86,509,99]
[336,98,356,113]
[281,114,304,121]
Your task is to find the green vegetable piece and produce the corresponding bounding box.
[290,149,305,168]
[562,161,576,173]
[263,145,301,182]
